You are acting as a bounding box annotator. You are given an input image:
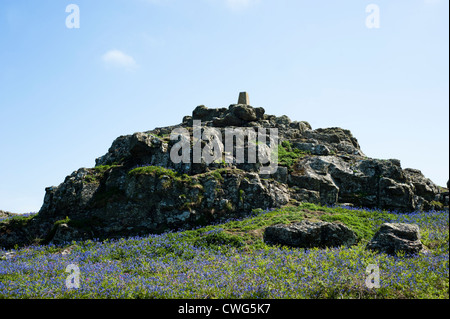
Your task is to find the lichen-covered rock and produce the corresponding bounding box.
[303,127,364,156]
[264,221,357,248]
[0,98,447,249]
[287,155,445,212]
[366,223,424,255]
[0,165,290,249]
[50,223,88,246]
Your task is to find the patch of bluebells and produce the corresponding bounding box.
[0,209,448,299]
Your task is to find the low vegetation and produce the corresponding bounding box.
[0,213,36,229]
[0,203,448,299]
[128,165,192,183]
[83,165,121,184]
[278,141,310,170]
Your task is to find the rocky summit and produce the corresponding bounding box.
[1,93,448,249]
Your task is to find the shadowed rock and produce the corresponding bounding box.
[264,221,357,248]
[366,223,423,255]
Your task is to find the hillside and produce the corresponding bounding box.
[0,93,448,249]
[0,203,448,299]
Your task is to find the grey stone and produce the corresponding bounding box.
[292,142,330,156]
[211,104,265,127]
[289,187,321,204]
[275,115,291,126]
[260,166,288,184]
[231,105,257,121]
[192,105,228,122]
[50,223,85,246]
[366,223,423,255]
[264,220,357,248]
[290,121,312,133]
[304,127,364,157]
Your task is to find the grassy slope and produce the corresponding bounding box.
[0,203,448,299]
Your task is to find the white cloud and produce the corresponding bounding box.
[101,50,138,71]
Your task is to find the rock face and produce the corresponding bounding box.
[0,94,448,249]
[288,156,438,211]
[264,221,357,248]
[366,223,423,255]
[50,223,88,246]
[0,210,14,219]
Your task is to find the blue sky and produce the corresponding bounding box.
[0,0,448,214]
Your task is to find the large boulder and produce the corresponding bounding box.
[192,105,228,122]
[264,220,357,248]
[95,132,172,167]
[366,223,423,255]
[212,104,265,127]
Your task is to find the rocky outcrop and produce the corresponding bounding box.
[1,165,289,249]
[188,104,266,127]
[264,221,357,248]
[0,210,15,220]
[288,156,437,211]
[366,223,424,255]
[0,97,447,249]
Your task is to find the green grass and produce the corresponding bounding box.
[194,203,393,244]
[211,170,225,182]
[83,165,121,185]
[278,140,310,169]
[128,166,178,178]
[0,213,36,228]
[128,166,193,184]
[431,201,444,209]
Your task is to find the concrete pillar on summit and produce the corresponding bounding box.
[238,92,250,105]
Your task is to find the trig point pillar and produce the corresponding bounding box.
[238,92,250,105]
